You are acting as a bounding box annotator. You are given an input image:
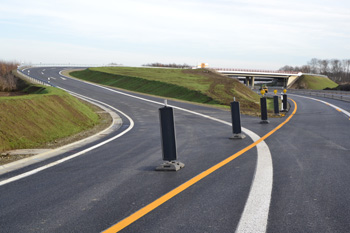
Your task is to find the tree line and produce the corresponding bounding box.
[279,58,350,83]
[0,61,20,92]
[142,62,192,69]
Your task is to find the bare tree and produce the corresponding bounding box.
[330,59,342,82]
[341,59,350,83]
[301,65,311,73]
[308,58,319,73]
[0,61,20,91]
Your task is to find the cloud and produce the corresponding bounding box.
[1,0,350,68]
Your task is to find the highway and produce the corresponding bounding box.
[0,67,350,232]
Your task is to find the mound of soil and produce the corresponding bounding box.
[0,92,26,97]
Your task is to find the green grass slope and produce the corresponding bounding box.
[70,67,260,113]
[0,86,99,152]
[291,75,338,90]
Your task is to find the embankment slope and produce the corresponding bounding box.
[70,67,261,114]
[0,86,100,153]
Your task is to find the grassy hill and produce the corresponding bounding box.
[0,85,100,153]
[70,67,261,114]
[290,75,338,90]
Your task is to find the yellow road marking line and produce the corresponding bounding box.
[102,99,298,233]
[336,108,342,112]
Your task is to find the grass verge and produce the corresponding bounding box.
[291,75,338,90]
[0,85,101,153]
[70,67,261,114]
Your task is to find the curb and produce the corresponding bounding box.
[0,94,122,176]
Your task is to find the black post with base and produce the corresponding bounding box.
[230,98,245,139]
[260,90,270,124]
[156,100,184,171]
[280,89,288,112]
[273,90,280,116]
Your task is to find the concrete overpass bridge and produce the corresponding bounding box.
[214,68,302,88]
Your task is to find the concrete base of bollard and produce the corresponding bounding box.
[260,120,270,124]
[156,161,185,171]
[230,133,246,139]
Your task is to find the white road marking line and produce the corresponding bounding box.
[59,70,273,232]
[290,94,350,118]
[235,132,272,233]
[61,77,67,80]
[0,91,135,187]
[4,68,273,232]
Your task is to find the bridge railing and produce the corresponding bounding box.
[214,68,300,75]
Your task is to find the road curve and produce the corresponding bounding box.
[0,67,349,232]
[0,67,269,232]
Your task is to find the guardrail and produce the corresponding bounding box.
[265,87,350,102]
[253,86,350,102]
[16,69,53,87]
[287,89,350,102]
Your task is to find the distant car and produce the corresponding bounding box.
[260,86,268,93]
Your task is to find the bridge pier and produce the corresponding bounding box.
[245,77,250,87]
[245,76,255,89]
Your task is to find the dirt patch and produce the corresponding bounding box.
[0,154,33,165]
[0,92,26,97]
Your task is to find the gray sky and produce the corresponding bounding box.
[1,0,350,69]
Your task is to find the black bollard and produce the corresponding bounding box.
[230,99,245,139]
[156,101,184,171]
[282,94,287,112]
[273,95,280,115]
[260,97,269,124]
[159,106,177,161]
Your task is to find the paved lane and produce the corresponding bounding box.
[2,67,349,232]
[266,94,350,233]
[0,67,268,232]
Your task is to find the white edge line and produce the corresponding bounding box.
[60,69,273,233]
[0,90,135,187]
[0,92,120,175]
[235,129,272,233]
[289,94,350,117]
[3,68,274,232]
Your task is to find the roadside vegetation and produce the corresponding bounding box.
[290,74,338,90]
[70,67,261,114]
[279,58,350,84]
[0,85,100,153]
[0,60,22,92]
[0,61,103,154]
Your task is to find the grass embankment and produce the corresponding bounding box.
[0,85,100,153]
[70,67,261,114]
[291,75,338,90]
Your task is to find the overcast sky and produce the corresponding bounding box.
[1,0,350,69]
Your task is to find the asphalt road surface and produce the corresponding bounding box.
[0,67,349,233]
